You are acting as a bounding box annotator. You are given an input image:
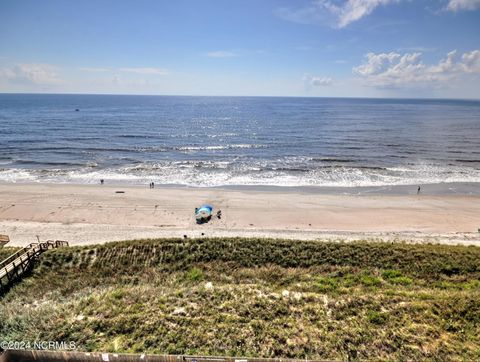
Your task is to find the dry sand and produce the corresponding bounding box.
[0,183,479,247]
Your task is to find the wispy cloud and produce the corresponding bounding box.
[304,74,334,86]
[80,67,168,75]
[396,46,437,53]
[337,0,400,28]
[79,67,110,72]
[446,0,480,11]
[353,49,480,88]
[274,1,337,26]
[275,0,400,28]
[206,50,237,58]
[0,63,62,85]
[117,67,168,75]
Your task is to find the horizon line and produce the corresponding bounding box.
[0,92,479,102]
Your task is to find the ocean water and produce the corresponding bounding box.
[1,94,479,190]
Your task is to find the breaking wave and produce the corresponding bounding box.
[1,161,479,188]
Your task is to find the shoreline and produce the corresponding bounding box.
[1,180,480,195]
[1,183,479,247]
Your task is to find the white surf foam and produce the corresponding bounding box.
[1,162,479,188]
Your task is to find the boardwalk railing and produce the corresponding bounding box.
[0,240,69,296]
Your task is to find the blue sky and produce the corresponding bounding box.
[0,0,479,98]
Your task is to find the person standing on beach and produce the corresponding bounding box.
[417,186,421,194]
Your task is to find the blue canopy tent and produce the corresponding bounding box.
[195,204,213,223]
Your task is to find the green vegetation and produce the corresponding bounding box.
[367,310,388,325]
[185,267,205,282]
[1,238,480,360]
[0,247,19,262]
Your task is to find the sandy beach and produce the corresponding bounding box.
[0,183,479,247]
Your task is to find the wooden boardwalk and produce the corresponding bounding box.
[0,240,69,296]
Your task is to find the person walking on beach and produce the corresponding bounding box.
[417,186,421,194]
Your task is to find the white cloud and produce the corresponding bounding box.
[353,49,480,87]
[0,63,62,85]
[337,0,400,28]
[461,50,480,70]
[446,0,480,11]
[275,0,400,28]
[117,67,168,75]
[206,50,237,58]
[304,74,334,86]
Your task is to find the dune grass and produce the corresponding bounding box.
[1,238,479,360]
[0,247,19,262]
